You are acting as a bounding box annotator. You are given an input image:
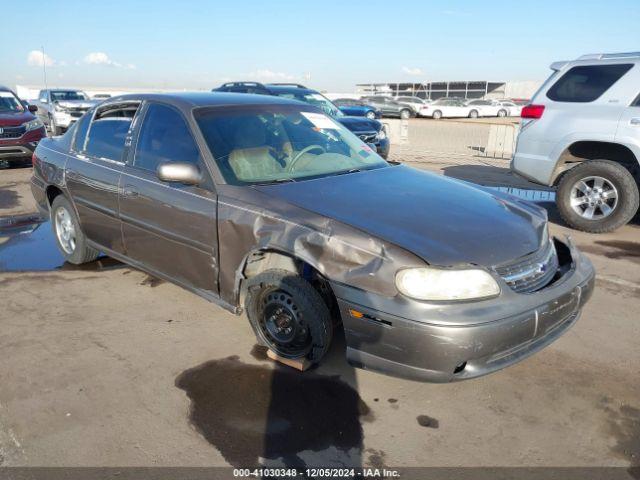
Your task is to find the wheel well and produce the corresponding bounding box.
[240,250,340,322]
[553,141,639,185]
[46,185,64,205]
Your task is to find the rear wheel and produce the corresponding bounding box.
[432,110,442,120]
[51,196,100,264]
[497,109,507,117]
[468,109,479,118]
[400,108,411,120]
[556,160,639,233]
[245,269,333,363]
[365,110,376,119]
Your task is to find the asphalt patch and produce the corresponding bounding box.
[175,355,372,468]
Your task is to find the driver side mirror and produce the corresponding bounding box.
[28,104,38,113]
[156,162,202,185]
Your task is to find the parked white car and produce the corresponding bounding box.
[512,51,640,233]
[495,100,523,117]
[394,96,431,115]
[466,99,510,118]
[420,98,473,119]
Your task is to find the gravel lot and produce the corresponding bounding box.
[0,151,639,472]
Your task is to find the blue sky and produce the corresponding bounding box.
[1,0,638,91]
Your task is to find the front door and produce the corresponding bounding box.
[119,102,219,295]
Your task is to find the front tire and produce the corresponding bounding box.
[432,110,442,120]
[365,110,376,119]
[400,109,411,120]
[556,160,639,233]
[51,196,100,264]
[244,269,333,363]
[497,109,507,117]
[468,109,479,118]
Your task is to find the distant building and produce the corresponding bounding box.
[355,80,541,101]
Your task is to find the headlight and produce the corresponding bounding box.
[23,119,44,131]
[395,267,500,301]
[376,127,387,140]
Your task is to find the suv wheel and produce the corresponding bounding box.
[51,196,100,264]
[400,109,411,120]
[365,110,376,119]
[468,109,479,118]
[556,160,639,233]
[244,269,333,363]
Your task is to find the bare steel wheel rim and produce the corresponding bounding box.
[569,175,619,220]
[55,206,77,254]
[257,289,311,358]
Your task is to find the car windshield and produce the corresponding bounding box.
[195,105,388,185]
[273,91,343,117]
[50,91,89,101]
[0,91,24,112]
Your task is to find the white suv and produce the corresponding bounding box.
[512,52,640,233]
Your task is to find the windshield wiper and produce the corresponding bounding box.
[253,178,297,185]
[332,168,363,177]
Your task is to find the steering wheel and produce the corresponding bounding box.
[287,145,326,172]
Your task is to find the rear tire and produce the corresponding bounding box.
[468,109,479,118]
[556,160,639,233]
[400,109,411,120]
[432,110,442,120]
[497,109,507,117]
[365,110,376,119]
[51,195,100,264]
[244,269,333,363]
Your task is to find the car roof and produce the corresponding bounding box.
[264,84,319,95]
[99,91,308,111]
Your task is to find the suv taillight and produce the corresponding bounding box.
[521,104,545,119]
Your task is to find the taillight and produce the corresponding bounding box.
[521,104,545,119]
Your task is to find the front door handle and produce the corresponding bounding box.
[630,117,640,126]
[122,187,139,198]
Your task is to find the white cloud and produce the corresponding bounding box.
[402,66,423,76]
[27,50,55,67]
[250,69,296,81]
[83,52,135,69]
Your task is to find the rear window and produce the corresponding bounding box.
[546,64,633,102]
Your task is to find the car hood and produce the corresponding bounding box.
[55,99,100,109]
[0,110,36,127]
[253,165,547,267]
[336,116,382,132]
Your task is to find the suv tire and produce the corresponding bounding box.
[556,160,639,233]
[244,269,333,363]
[51,195,100,264]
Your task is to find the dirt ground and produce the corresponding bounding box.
[0,157,638,472]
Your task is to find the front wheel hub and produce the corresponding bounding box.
[259,290,310,357]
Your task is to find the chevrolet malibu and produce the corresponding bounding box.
[30,93,595,382]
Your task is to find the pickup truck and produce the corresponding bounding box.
[32,89,100,135]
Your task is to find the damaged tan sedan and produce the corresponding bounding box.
[30,92,595,382]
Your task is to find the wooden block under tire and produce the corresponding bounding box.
[267,349,311,371]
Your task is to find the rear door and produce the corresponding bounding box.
[65,102,140,253]
[119,101,219,295]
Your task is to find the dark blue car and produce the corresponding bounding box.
[213,82,390,159]
[333,98,381,119]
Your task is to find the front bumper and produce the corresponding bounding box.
[0,128,46,161]
[375,138,390,159]
[332,238,595,382]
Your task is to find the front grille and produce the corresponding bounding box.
[67,107,88,118]
[0,125,26,139]
[356,131,377,143]
[495,240,559,293]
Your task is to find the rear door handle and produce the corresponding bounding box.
[630,117,640,126]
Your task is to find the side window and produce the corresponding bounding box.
[134,103,201,173]
[85,104,138,161]
[547,64,634,103]
[38,90,47,102]
[72,112,92,152]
